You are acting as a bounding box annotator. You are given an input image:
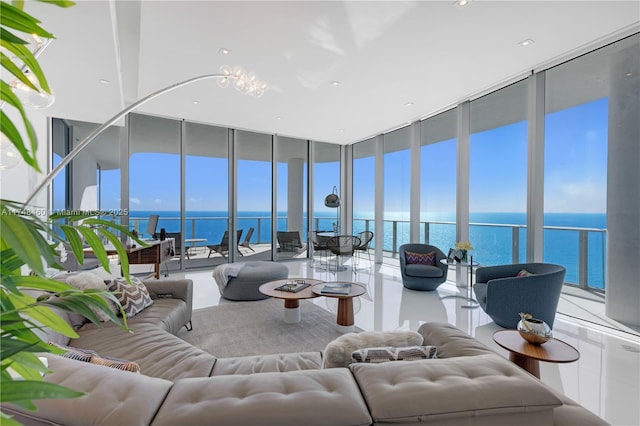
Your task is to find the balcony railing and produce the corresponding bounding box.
[127,215,605,292]
[352,218,606,292]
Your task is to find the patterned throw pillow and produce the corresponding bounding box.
[517,269,534,277]
[49,342,140,373]
[106,276,153,318]
[405,251,436,266]
[351,345,438,363]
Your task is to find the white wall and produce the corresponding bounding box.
[0,108,49,209]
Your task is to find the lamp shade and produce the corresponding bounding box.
[324,186,340,208]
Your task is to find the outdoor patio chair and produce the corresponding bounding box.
[276,231,305,252]
[326,235,361,271]
[238,227,255,254]
[207,229,243,259]
[310,230,332,267]
[354,231,374,265]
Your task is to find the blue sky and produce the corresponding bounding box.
[78,98,608,216]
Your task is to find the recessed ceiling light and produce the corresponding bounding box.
[330,81,341,86]
[276,116,282,121]
[338,129,345,133]
[405,102,414,107]
[454,0,471,8]
[99,79,110,84]
[192,100,200,105]
[218,48,231,55]
[518,39,535,47]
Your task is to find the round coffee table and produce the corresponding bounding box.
[259,279,323,323]
[493,330,580,378]
[312,282,366,333]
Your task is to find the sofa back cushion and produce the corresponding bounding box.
[350,354,562,425]
[3,354,172,426]
[21,289,74,346]
[153,369,372,426]
[70,325,216,381]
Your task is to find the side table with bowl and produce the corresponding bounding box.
[492,330,580,378]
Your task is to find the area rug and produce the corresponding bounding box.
[179,298,361,358]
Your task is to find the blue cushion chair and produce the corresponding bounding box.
[399,244,448,291]
[473,263,566,329]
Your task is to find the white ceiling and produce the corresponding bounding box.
[28,1,640,145]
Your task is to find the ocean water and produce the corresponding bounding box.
[130,211,606,289]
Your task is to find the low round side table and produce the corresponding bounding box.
[259,279,323,323]
[492,330,580,378]
[312,282,366,334]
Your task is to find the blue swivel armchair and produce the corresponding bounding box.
[473,263,566,329]
[399,244,448,291]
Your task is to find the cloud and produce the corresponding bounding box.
[545,181,606,213]
[130,197,141,205]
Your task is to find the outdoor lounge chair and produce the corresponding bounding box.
[276,231,304,252]
[238,227,255,254]
[207,229,243,259]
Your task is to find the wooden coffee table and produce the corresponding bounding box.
[259,279,323,323]
[312,282,366,334]
[493,330,580,378]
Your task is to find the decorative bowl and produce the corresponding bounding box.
[517,317,552,345]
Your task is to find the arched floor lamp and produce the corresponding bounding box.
[23,65,267,207]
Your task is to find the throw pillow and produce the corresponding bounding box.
[517,269,534,277]
[62,271,119,323]
[351,346,438,363]
[405,250,436,266]
[49,342,140,373]
[322,330,424,368]
[106,276,153,318]
[21,290,73,346]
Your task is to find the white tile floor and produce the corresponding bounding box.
[169,259,640,426]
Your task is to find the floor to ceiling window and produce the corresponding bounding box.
[384,126,411,258]
[352,137,376,239]
[420,110,457,249]
[51,118,70,237]
[51,118,124,238]
[129,114,182,269]
[276,136,308,261]
[184,122,229,267]
[469,81,528,266]
[236,130,272,256]
[312,142,341,233]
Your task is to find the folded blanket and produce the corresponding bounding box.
[212,263,246,293]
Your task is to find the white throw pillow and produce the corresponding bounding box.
[323,330,424,368]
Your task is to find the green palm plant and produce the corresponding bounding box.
[1,1,138,424]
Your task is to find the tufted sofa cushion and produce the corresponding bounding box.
[351,353,562,425]
[152,368,372,426]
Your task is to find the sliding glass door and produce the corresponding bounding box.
[183,122,229,267]
[236,130,272,258]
